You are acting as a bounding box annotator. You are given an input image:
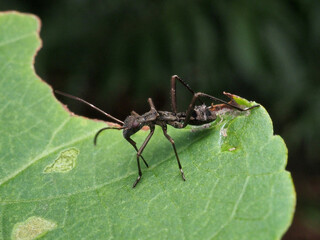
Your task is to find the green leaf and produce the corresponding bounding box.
[0,12,295,240]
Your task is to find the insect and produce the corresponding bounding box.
[55,75,259,187]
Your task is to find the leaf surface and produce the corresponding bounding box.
[0,12,295,240]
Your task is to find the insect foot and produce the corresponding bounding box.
[132,176,141,188]
[181,169,186,181]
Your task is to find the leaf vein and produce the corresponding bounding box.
[0,130,96,186]
[152,170,186,240]
[210,176,250,239]
[0,32,35,48]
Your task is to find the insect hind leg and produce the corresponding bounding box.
[183,92,259,127]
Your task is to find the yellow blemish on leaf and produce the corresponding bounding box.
[44,147,79,173]
[11,216,57,240]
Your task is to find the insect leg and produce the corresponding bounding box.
[125,137,149,168]
[161,125,186,181]
[183,92,259,127]
[199,92,259,111]
[170,75,203,113]
[132,125,155,188]
[147,98,157,112]
[130,110,140,117]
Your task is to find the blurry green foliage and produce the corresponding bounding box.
[1,0,319,175]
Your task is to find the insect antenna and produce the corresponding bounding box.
[54,90,124,125]
[93,127,124,145]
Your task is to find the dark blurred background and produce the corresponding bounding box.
[2,1,319,238]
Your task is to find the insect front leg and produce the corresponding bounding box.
[125,137,149,168]
[132,125,155,188]
[161,125,186,181]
